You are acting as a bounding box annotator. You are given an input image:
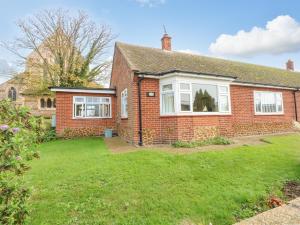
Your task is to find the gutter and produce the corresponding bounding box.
[293,90,299,121]
[135,69,237,80]
[137,75,145,146]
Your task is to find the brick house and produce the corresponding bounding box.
[51,34,300,145]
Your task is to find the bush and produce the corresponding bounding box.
[172,136,232,148]
[0,100,40,224]
[40,128,56,142]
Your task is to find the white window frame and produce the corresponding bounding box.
[160,82,176,115]
[121,88,128,118]
[160,77,231,116]
[254,91,284,115]
[72,96,112,119]
[179,83,192,112]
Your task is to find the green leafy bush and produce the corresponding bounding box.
[40,128,56,142]
[0,100,40,224]
[172,136,232,148]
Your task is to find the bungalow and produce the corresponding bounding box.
[51,33,300,145]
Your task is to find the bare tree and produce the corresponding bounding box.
[2,9,114,90]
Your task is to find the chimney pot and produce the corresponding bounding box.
[286,59,294,71]
[161,33,171,51]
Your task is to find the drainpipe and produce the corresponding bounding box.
[137,75,145,146]
[294,90,299,122]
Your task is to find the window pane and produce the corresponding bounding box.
[101,98,110,103]
[47,98,52,108]
[86,104,100,117]
[261,93,276,113]
[180,93,191,111]
[162,84,172,91]
[219,86,228,94]
[75,104,84,117]
[219,95,229,112]
[104,104,110,117]
[192,84,218,112]
[180,83,190,90]
[75,97,85,103]
[255,93,262,112]
[162,93,175,113]
[276,93,283,112]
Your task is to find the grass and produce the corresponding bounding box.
[172,136,232,148]
[24,134,300,225]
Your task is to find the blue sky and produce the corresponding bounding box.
[1,0,300,83]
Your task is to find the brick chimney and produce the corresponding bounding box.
[161,33,171,51]
[286,59,294,71]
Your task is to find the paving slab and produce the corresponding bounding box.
[234,197,300,225]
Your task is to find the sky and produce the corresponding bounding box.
[1,0,300,83]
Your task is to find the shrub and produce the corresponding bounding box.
[40,128,57,142]
[172,136,232,148]
[0,100,40,224]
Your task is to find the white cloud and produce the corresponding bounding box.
[209,15,300,57]
[134,0,166,7]
[176,49,201,55]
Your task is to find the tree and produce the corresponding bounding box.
[2,9,114,90]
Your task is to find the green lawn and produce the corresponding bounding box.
[25,135,300,225]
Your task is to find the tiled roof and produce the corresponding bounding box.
[116,42,300,89]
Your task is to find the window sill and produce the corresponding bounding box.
[72,117,112,120]
[254,113,284,116]
[160,112,232,117]
[121,117,128,120]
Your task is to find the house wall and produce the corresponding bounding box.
[55,92,116,137]
[110,46,136,144]
[131,78,298,145]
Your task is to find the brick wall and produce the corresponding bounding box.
[55,92,116,137]
[110,46,136,143]
[230,85,296,135]
[130,79,299,145]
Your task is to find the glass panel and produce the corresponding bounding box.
[255,93,261,112]
[219,86,228,94]
[180,83,190,90]
[122,95,128,117]
[180,93,191,111]
[86,97,93,103]
[86,104,100,117]
[261,93,276,113]
[276,93,283,112]
[162,84,173,91]
[47,98,52,108]
[192,84,218,112]
[104,104,110,117]
[101,98,110,103]
[219,95,229,112]
[75,104,84,117]
[75,97,85,103]
[162,93,175,114]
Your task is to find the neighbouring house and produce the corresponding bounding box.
[51,33,300,145]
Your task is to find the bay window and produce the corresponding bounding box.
[254,91,283,114]
[161,79,231,115]
[73,96,111,118]
[121,89,128,118]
